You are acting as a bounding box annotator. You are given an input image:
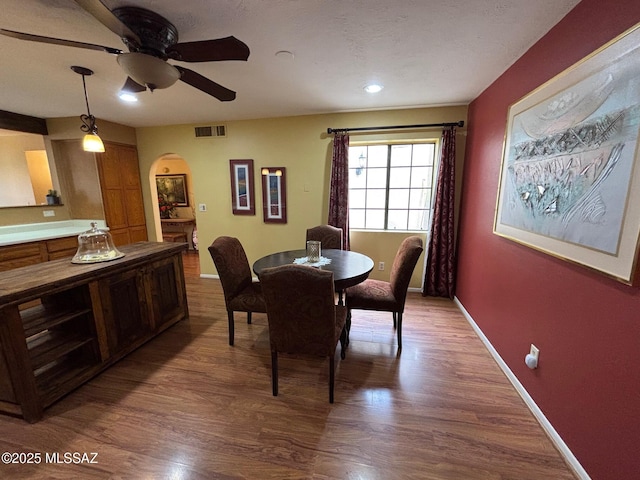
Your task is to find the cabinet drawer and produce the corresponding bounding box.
[46,236,78,253]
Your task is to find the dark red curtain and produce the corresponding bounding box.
[423,127,456,298]
[328,133,350,250]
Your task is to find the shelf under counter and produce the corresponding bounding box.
[0,241,189,422]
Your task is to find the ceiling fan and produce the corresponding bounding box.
[0,0,250,101]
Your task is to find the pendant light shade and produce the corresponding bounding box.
[82,133,105,153]
[71,66,105,153]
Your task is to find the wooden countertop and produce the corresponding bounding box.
[0,241,186,307]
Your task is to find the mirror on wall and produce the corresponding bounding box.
[0,129,55,207]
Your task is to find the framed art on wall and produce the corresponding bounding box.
[229,159,255,215]
[156,174,189,207]
[261,167,287,223]
[494,23,640,284]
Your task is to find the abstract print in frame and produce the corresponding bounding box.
[229,159,255,215]
[494,23,640,284]
[261,167,287,223]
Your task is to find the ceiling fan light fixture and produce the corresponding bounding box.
[117,52,181,90]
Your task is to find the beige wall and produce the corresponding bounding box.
[136,105,467,288]
[0,117,136,227]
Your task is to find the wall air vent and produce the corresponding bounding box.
[194,125,226,138]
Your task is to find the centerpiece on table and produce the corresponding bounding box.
[158,194,177,219]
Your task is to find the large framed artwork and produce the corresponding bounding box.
[156,174,189,206]
[261,167,287,223]
[229,159,255,215]
[494,23,640,284]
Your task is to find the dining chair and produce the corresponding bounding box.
[345,236,423,351]
[259,264,348,403]
[306,225,343,250]
[208,236,267,346]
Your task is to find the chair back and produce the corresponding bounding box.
[306,225,343,250]
[390,236,424,308]
[260,264,337,356]
[208,236,253,304]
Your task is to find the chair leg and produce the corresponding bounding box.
[345,309,351,347]
[247,312,252,324]
[397,312,403,350]
[393,312,397,329]
[329,355,335,403]
[271,351,278,396]
[339,326,347,359]
[227,310,235,346]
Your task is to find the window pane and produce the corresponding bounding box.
[388,189,409,209]
[367,145,388,168]
[389,167,411,188]
[350,209,365,228]
[349,168,367,188]
[410,166,433,188]
[412,143,435,166]
[349,146,367,168]
[367,189,386,208]
[408,209,430,230]
[367,168,387,188]
[349,189,366,208]
[387,210,408,230]
[366,209,385,229]
[390,144,412,166]
[409,188,431,208]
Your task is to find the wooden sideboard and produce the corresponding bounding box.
[0,241,188,422]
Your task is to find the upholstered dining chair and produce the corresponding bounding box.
[259,264,347,403]
[306,225,343,250]
[345,236,423,351]
[208,236,267,346]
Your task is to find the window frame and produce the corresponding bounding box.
[348,139,440,232]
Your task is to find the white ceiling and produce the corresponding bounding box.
[0,0,580,129]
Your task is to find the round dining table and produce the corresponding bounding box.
[252,248,374,292]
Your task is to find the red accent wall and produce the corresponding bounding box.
[456,2,640,479]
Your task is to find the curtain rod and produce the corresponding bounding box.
[326,120,464,134]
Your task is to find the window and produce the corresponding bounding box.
[349,142,437,231]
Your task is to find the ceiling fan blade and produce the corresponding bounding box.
[121,77,146,93]
[175,66,236,102]
[73,0,141,47]
[0,28,122,54]
[167,36,250,62]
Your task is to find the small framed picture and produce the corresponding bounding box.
[229,159,256,215]
[261,167,287,223]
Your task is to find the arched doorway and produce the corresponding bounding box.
[149,153,199,275]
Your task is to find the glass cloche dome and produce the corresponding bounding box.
[72,222,125,264]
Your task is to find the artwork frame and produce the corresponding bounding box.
[494,23,640,285]
[261,167,287,224]
[229,159,255,215]
[156,174,189,207]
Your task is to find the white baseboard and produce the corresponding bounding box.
[453,297,590,480]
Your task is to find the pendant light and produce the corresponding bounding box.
[71,66,105,153]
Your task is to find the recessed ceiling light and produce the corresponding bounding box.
[364,84,383,93]
[119,92,138,103]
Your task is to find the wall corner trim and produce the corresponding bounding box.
[453,297,591,480]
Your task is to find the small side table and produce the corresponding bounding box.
[161,218,195,249]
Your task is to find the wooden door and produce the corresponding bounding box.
[96,143,148,246]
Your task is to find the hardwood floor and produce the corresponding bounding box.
[0,251,577,479]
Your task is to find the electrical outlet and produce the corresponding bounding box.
[378,261,385,271]
[198,203,207,212]
[530,344,539,361]
[43,210,55,217]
